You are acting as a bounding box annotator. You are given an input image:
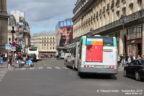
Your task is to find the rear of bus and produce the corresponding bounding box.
[78,36,118,75]
[27,47,39,60]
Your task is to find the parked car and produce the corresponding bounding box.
[124,59,144,81]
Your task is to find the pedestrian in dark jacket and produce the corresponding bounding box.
[8,53,13,67]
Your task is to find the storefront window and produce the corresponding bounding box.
[127,25,142,40]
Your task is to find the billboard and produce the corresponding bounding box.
[57,19,73,47]
[58,26,73,46]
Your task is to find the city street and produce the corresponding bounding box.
[0,58,143,96]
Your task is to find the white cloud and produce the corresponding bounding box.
[7,0,76,34]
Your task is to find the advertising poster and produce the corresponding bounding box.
[57,19,73,47]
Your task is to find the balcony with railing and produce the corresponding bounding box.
[73,9,144,41]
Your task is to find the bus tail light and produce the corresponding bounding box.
[84,65,86,68]
[109,66,115,69]
[142,67,144,70]
[109,66,111,69]
[87,65,90,68]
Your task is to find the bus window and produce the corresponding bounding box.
[29,47,37,51]
[103,37,113,46]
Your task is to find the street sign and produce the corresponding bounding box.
[12,42,16,47]
[11,47,16,51]
[5,44,12,50]
[21,41,25,45]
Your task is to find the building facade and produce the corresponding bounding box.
[9,11,31,53]
[31,33,56,57]
[0,0,8,52]
[56,18,73,54]
[73,0,144,58]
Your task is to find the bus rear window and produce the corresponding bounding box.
[103,37,113,46]
[29,47,37,51]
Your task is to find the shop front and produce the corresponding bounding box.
[126,25,142,58]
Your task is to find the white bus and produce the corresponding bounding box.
[27,47,39,60]
[64,42,79,69]
[77,36,118,77]
[65,36,118,77]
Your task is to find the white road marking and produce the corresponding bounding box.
[55,67,61,69]
[20,68,27,71]
[63,67,68,70]
[46,67,52,69]
[29,68,35,70]
[0,70,7,82]
[38,67,43,70]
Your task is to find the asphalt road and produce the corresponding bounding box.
[0,58,143,96]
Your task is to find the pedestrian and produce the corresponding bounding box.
[0,53,4,64]
[141,55,144,60]
[137,55,141,59]
[130,55,134,62]
[26,56,33,67]
[8,53,13,68]
[4,53,8,62]
[125,55,129,63]
[18,53,22,65]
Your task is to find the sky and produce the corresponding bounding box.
[7,0,77,35]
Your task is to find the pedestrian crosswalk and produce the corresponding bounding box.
[0,69,7,82]
[12,66,69,71]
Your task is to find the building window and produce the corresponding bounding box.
[122,7,126,16]
[116,11,120,18]
[129,4,134,14]
[138,0,142,10]
[127,25,142,40]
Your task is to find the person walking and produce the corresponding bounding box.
[8,53,13,68]
[4,53,8,62]
[137,55,141,59]
[0,53,4,64]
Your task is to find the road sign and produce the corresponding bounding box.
[5,44,12,50]
[12,42,16,47]
[21,41,25,45]
[11,47,16,51]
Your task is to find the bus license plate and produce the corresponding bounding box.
[95,66,103,68]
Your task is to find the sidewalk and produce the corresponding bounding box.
[118,67,124,72]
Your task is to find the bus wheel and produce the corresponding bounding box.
[78,72,85,78]
[110,74,117,79]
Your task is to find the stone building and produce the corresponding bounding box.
[8,11,31,53]
[0,0,8,52]
[31,33,56,57]
[73,0,144,58]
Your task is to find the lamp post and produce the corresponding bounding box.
[11,26,15,63]
[11,26,15,42]
[120,14,126,66]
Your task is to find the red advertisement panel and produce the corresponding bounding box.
[86,45,103,62]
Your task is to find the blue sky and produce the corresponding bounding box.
[7,0,76,35]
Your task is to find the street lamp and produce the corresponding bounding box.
[11,26,15,42]
[11,26,15,63]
